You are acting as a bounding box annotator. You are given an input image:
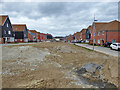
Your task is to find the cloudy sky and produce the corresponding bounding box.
[1,2,118,36]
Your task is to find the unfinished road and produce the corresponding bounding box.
[2,42,118,88]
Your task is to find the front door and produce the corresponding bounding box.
[3,38,5,43]
[102,39,104,46]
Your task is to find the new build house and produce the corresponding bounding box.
[29,30,38,42]
[94,20,120,45]
[0,15,14,44]
[85,25,91,42]
[37,32,41,42]
[12,24,28,42]
[71,20,119,45]
[73,32,81,42]
[89,20,120,45]
[66,34,75,43]
[80,29,87,42]
[40,33,47,41]
[28,29,34,42]
[46,33,53,40]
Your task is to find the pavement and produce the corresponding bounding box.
[75,43,119,57]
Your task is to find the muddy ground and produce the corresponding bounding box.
[2,42,118,88]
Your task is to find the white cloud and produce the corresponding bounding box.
[1,2,118,36]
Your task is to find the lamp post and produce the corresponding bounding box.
[93,16,97,50]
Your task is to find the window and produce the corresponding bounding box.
[102,31,104,35]
[98,32,100,36]
[98,39,100,44]
[7,23,8,27]
[15,39,17,41]
[20,39,22,41]
[4,30,6,34]
[24,34,26,37]
[8,31,11,35]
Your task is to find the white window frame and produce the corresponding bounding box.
[102,31,104,35]
[20,39,22,41]
[98,32,100,36]
[98,39,100,44]
[24,34,26,37]
[7,23,9,27]
[8,31,11,35]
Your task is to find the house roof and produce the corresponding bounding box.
[74,32,81,36]
[80,29,86,33]
[93,22,108,32]
[37,32,41,35]
[0,15,8,26]
[87,25,92,31]
[29,30,37,33]
[12,24,26,31]
[98,20,120,31]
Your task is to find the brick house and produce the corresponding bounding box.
[85,25,91,43]
[0,15,14,44]
[40,33,47,41]
[12,24,28,42]
[28,29,34,42]
[29,30,38,42]
[89,22,108,45]
[73,32,81,42]
[37,32,41,42]
[80,29,87,42]
[94,20,120,45]
[66,34,75,43]
[46,33,53,40]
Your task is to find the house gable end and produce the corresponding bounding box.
[2,16,13,38]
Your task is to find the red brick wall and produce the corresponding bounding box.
[28,33,34,41]
[95,31,120,45]
[14,39,24,43]
[82,33,86,41]
[74,32,81,41]
[0,38,4,44]
[106,31,119,42]
[40,34,47,41]
[66,35,73,42]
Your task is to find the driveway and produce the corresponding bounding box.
[75,43,119,57]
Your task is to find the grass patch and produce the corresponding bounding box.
[8,42,19,44]
[74,44,93,51]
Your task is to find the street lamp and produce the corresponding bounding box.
[93,15,97,50]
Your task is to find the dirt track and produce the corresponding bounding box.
[2,42,118,88]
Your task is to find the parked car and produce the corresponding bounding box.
[76,41,82,43]
[103,42,112,47]
[110,43,120,51]
[81,40,85,43]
